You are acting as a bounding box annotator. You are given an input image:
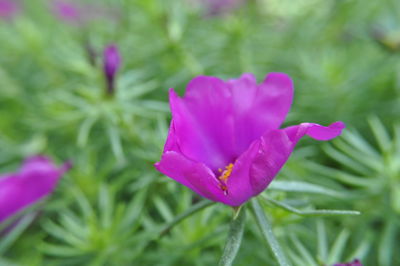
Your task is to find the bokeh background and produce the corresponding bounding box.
[1,0,399,265]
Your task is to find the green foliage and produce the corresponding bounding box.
[285,220,370,266]
[0,0,399,265]
[305,117,400,266]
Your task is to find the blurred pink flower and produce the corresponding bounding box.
[0,156,71,223]
[155,73,345,206]
[51,0,119,25]
[0,0,19,20]
[52,0,80,22]
[334,259,362,266]
[189,0,245,16]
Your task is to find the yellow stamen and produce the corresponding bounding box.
[218,163,234,183]
[219,183,228,191]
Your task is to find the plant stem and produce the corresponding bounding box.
[251,198,291,266]
[262,195,360,217]
[219,207,246,266]
[159,200,215,237]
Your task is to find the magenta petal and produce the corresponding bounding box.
[169,77,235,171]
[226,122,345,204]
[224,141,261,206]
[253,73,294,131]
[0,156,69,223]
[155,151,228,204]
[249,130,293,195]
[228,73,258,154]
[284,121,346,144]
[163,120,181,153]
[228,73,293,154]
[169,73,294,169]
[247,122,345,197]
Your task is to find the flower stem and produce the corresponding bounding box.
[251,198,291,266]
[218,207,246,266]
[159,200,215,237]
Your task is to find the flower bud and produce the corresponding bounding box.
[103,44,121,95]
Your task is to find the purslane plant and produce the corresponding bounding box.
[155,73,345,206]
[155,72,348,265]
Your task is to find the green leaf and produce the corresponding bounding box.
[107,126,126,165]
[327,229,350,264]
[218,207,246,266]
[268,181,344,197]
[153,196,174,222]
[263,196,361,217]
[345,234,371,262]
[290,234,317,266]
[341,130,379,158]
[98,184,113,229]
[0,212,36,254]
[121,189,147,230]
[42,218,86,247]
[323,145,371,175]
[378,219,397,266]
[38,243,87,257]
[77,116,97,147]
[251,198,291,266]
[368,116,391,152]
[305,161,375,188]
[317,220,328,262]
[159,200,215,237]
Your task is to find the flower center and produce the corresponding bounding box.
[217,163,234,194]
[218,163,234,183]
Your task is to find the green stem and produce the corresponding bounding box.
[251,198,291,266]
[218,207,246,266]
[159,200,215,237]
[262,196,361,217]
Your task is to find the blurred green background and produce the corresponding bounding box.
[1,0,399,265]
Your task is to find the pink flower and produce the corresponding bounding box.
[334,259,363,266]
[51,0,119,26]
[189,0,244,16]
[204,0,243,15]
[0,156,71,223]
[0,0,19,20]
[52,0,81,23]
[155,73,345,206]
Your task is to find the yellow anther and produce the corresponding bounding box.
[218,163,234,183]
[219,183,229,195]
